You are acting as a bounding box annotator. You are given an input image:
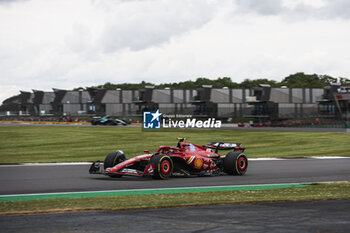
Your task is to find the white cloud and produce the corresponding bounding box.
[235,0,283,15]
[97,0,215,52]
[322,0,350,19]
[0,0,350,104]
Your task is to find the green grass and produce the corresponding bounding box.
[0,126,349,163]
[1,182,349,215]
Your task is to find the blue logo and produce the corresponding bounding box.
[143,110,162,129]
[189,144,196,151]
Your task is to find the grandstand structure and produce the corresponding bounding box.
[1,84,349,122]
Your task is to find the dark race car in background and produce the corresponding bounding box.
[91,116,127,126]
[89,138,248,179]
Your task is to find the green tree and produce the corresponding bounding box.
[240,79,279,88]
[280,72,334,88]
[80,73,349,90]
[339,77,350,85]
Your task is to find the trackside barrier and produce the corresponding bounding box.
[0,121,90,125]
[0,121,142,126]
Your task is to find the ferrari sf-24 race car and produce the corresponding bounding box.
[89,138,248,180]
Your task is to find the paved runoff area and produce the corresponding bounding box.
[1,157,349,232]
[1,200,349,233]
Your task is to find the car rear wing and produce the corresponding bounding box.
[204,142,243,152]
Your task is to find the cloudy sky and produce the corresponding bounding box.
[1,0,350,103]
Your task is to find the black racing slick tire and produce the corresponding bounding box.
[223,151,248,175]
[150,154,173,180]
[104,151,126,177]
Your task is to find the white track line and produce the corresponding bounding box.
[0,162,91,167]
[249,156,350,161]
[0,157,349,167]
[309,156,350,159]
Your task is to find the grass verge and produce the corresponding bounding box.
[0,126,349,163]
[1,182,349,215]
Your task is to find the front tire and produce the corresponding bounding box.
[150,154,173,180]
[224,151,248,175]
[104,151,126,177]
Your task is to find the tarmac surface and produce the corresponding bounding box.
[1,200,349,233]
[1,158,350,232]
[221,125,349,132]
[0,158,349,195]
[1,121,349,132]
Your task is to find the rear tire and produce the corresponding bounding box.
[104,151,126,177]
[224,151,248,175]
[150,154,173,180]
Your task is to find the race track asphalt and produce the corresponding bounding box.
[1,122,348,132]
[1,158,350,233]
[1,200,350,233]
[0,158,349,195]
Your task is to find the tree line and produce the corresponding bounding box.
[75,72,349,90]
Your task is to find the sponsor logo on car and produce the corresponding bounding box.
[121,168,138,174]
[194,158,203,168]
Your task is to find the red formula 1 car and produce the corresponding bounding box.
[89,138,248,180]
